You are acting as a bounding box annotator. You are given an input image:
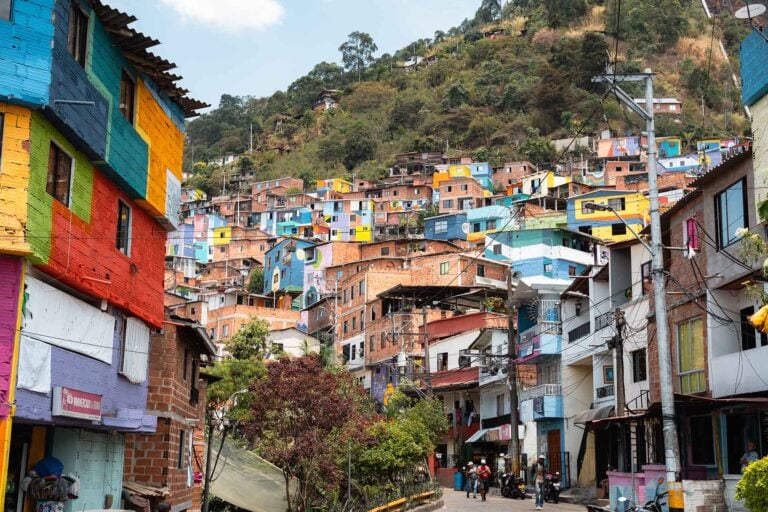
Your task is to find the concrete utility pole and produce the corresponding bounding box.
[593,68,682,494]
[506,268,521,477]
[422,306,433,396]
[613,307,626,417]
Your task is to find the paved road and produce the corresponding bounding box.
[441,488,586,512]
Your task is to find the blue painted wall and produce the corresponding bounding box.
[263,238,316,294]
[424,213,466,240]
[0,0,55,106]
[15,309,155,432]
[741,30,768,106]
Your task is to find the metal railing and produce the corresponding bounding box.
[519,321,562,345]
[437,453,460,468]
[567,322,591,343]
[596,384,615,399]
[520,383,562,401]
[595,311,614,331]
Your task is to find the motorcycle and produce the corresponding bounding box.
[500,473,526,499]
[585,477,666,512]
[542,472,561,503]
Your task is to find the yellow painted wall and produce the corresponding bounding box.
[213,226,232,246]
[319,178,352,194]
[0,103,31,255]
[752,95,768,214]
[575,192,649,222]
[432,165,473,188]
[134,79,185,219]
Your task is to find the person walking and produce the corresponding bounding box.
[532,455,547,510]
[477,459,492,502]
[464,462,478,499]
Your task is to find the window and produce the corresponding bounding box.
[350,214,357,222]
[581,202,594,214]
[632,349,647,382]
[119,70,135,124]
[496,394,505,416]
[360,312,365,330]
[477,264,485,278]
[352,317,356,330]
[446,186,453,192]
[442,199,453,209]
[669,104,677,111]
[46,143,73,206]
[568,265,577,276]
[305,247,316,262]
[343,321,348,334]
[608,198,626,211]
[439,262,449,275]
[343,289,348,303]
[350,286,355,301]
[544,263,553,273]
[0,0,10,21]
[715,178,747,249]
[359,280,365,295]
[612,223,627,236]
[371,307,376,321]
[493,244,501,255]
[381,332,386,349]
[434,220,448,233]
[178,430,187,469]
[461,184,468,191]
[473,222,481,233]
[678,318,706,393]
[222,324,229,337]
[381,247,390,256]
[210,328,216,339]
[438,352,448,372]
[116,200,132,256]
[689,416,715,465]
[189,358,199,403]
[740,306,768,351]
[369,335,375,352]
[487,220,496,230]
[641,261,652,296]
[67,2,89,67]
[562,238,570,247]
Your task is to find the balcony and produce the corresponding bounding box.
[519,384,563,421]
[596,384,614,399]
[518,322,562,362]
[594,311,613,331]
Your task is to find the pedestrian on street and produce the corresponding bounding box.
[532,455,547,510]
[477,459,492,502]
[465,461,478,499]
[496,453,507,488]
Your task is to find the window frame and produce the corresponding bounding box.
[46,142,74,207]
[714,177,748,249]
[439,261,449,275]
[476,264,485,278]
[116,199,132,256]
[631,348,647,383]
[434,220,448,233]
[67,1,89,67]
[0,0,11,21]
[611,223,627,236]
[119,69,136,125]
[677,317,706,393]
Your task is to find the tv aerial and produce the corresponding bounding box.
[735,3,768,42]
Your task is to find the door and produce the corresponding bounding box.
[547,429,562,475]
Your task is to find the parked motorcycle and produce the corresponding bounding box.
[542,472,561,503]
[500,473,526,499]
[585,477,666,512]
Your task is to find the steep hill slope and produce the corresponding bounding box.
[184,0,750,196]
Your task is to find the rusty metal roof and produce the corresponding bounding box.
[90,1,209,116]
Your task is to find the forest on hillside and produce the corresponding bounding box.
[184,0,751,196]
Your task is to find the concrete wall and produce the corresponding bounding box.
[0,257,22,420]
[0,104,32,255]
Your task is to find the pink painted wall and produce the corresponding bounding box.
[0,256,22,418]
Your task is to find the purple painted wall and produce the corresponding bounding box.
[15,308,155,432]
[0,256,22,419]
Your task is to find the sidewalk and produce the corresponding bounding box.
[441,488,586,512]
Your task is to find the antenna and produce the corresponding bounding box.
[734,3,766,19]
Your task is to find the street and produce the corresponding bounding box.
[441,489,585,511]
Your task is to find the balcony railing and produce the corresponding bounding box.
[520,383,562,401]
[595,311,614,331]
[596,384,615,399]
[568,322,591,343]
[520,321,562,345]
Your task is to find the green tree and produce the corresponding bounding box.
[339,31,378,82]
[246,268,264,294]
[442,82,470,109]
[519,128,556,164]
[225,317,270,360]
[342,121,378,170]
[735,456,768,511]
[205,357,266,423]
[475,0,502,23]
[604,0,688,55]
[543,0,587,28]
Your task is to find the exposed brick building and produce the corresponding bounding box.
[124,311,217,512]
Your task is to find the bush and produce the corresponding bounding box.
[735,456,768,511]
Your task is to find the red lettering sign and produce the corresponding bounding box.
[52,386,102,421]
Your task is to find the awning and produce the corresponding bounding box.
[466,428,488,444]
[210,435,294,512]
[573,405,615,424]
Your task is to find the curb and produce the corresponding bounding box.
[409,499,444,512]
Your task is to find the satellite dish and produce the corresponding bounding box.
[461,222,470,234]
[735,3,766,19]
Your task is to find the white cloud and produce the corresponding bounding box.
[159,0,284,30]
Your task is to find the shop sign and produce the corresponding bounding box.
[487,428,500,442]
[500,424,511,441]
[52,386,102,421]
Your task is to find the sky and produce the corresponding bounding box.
[106,0,479,110]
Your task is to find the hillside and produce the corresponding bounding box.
[183,0,751,196]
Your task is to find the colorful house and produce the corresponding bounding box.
[424,213,468,241]
[262,238,318,302]
[505,170,572,198]
[432,163,494,191]
[466,205,513,242]
[567,190,649,242]
[0,0,203,509]
[322,199,374,242]
[317,178,353,197]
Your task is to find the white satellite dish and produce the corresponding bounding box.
[735,3,766,19]
[461,222,470,234]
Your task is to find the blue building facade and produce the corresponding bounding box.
[424,212,467,241]
[263,238,318,296]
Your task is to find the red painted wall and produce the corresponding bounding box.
[38,169,165,327]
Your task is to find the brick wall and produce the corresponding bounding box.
[207,305,300,343]
[0,104,31,255]
[124,325,209,511]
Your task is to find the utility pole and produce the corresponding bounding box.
[613,307,626,417]
[201,410,215,512]
[422,305,433,396]
[506,268,521,477]
[593,68,682,494]
[249,123,253,154]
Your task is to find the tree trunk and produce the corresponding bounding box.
[284,472,292,512]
